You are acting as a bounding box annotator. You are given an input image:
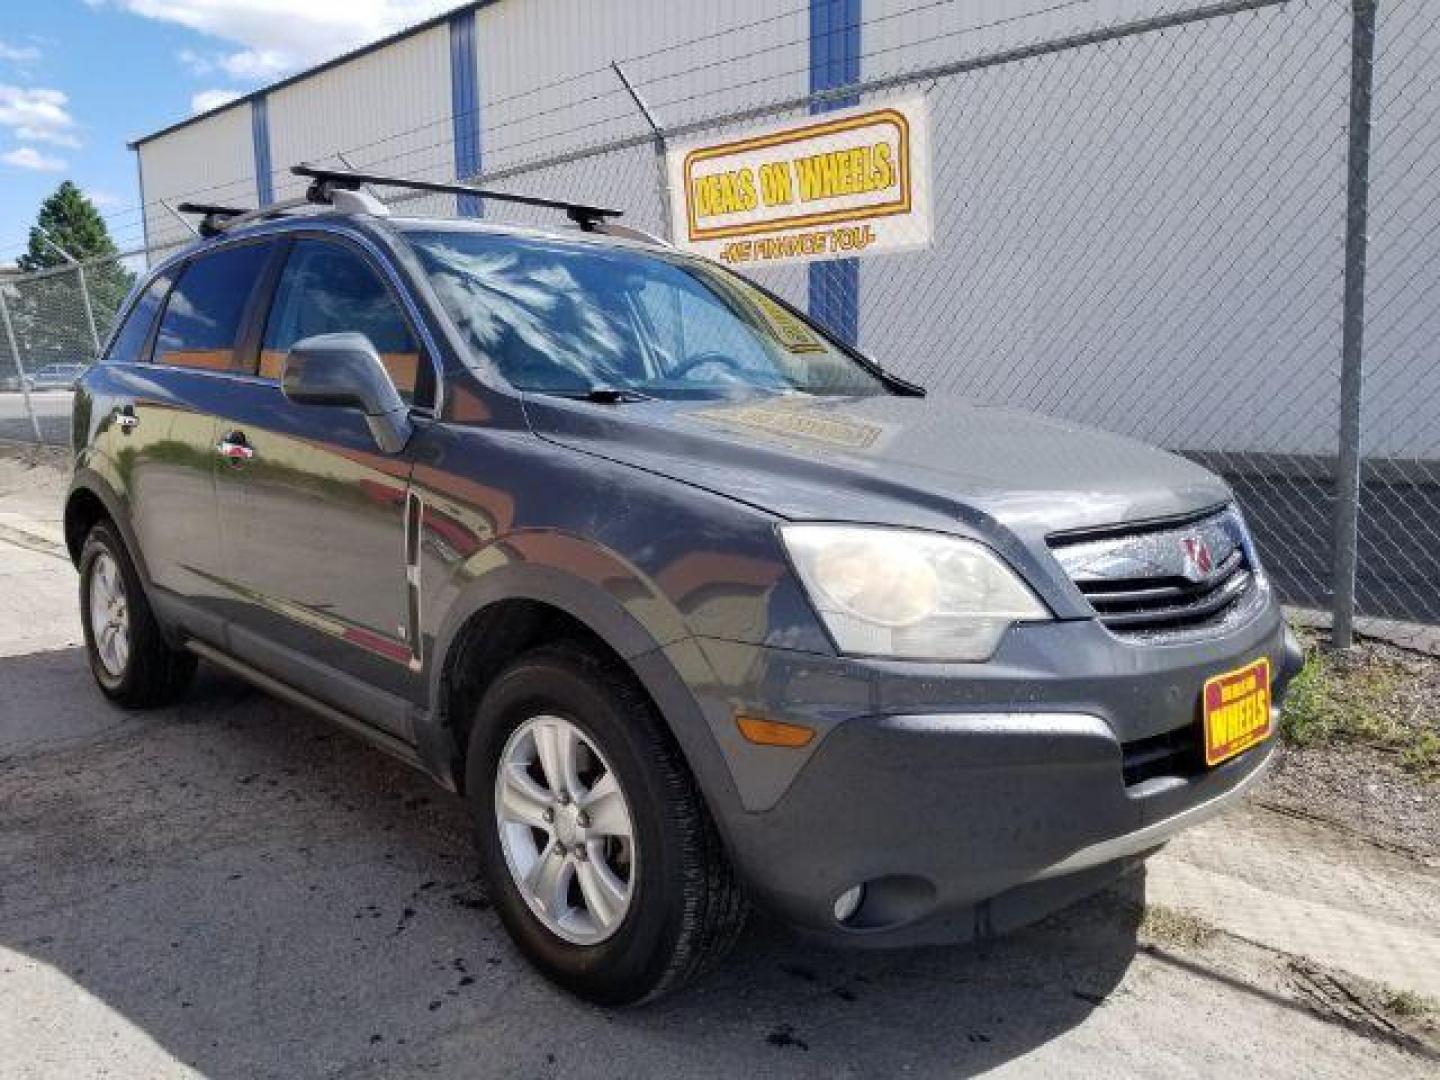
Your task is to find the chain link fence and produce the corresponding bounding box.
[0,0,1434,650]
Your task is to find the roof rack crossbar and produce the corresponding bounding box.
[175,201,252,238]
[209,197,316,235]
[176,198,321,238]
[174,201,248,217]
[292,163,624,231]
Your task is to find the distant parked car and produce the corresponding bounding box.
[23,362,87,390]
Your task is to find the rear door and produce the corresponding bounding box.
[102,240,277,643]
[212,233,434,728]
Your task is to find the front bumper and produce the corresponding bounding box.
[673,601,1303,944]
[724,705,1282,945]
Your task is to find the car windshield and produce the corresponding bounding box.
[404,228,889,399]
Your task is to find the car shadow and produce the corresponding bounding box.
[1,648,1142,1078]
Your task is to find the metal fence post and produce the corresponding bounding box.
[612,61,674,241]
[35,227,102,358]
[75,263,102,357]
[1331,0,1378,650]
[0,287,45,445]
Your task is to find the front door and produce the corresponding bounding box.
[212,235,432,726]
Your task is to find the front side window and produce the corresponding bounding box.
[260,238,427,406]
[153,243,272,372]
[102,271,171,365]
[404,229,888,399]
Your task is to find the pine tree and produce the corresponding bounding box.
[16,181,121,272]
[7,182,134,365]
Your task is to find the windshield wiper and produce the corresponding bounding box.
[549,386,657,404]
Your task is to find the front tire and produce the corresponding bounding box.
[466,643,747,1005]
[79,521,196,708]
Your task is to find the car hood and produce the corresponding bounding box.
[522,391,1230,540]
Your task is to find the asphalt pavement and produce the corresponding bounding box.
[0,391,72,447]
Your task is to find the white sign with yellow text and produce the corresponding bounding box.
[667,96,932,268]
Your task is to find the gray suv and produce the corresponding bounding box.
[66,168,1302,1005]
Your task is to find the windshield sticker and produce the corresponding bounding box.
[749,293,826,354]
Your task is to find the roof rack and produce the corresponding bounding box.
[174,201,247,238]
[174,165,630,241]
[292,164,625,232]
[177,197,319,238]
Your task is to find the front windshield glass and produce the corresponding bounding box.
[404,229,888,399]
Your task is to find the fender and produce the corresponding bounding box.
[420,549,745,826]
[65,453,149,582]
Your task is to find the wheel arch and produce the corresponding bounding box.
[420,567,742,826]
[65,467,148,583]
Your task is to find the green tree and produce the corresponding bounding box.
[5,181,134,366]
[16,181,121,272]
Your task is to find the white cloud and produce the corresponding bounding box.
[0,84,80,148]
[176,47,212,76]
[2,146,66,171]
[86,188,125,208]
[191,88,241,114]
[0,39,42,65]
[178,45,290,83]
[219,49,291,81]
[93,2,456,84]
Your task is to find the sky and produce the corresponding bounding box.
[0,0,457,267]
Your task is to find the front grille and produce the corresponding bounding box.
[1050,508,1259,639]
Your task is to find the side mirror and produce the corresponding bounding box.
[281,332,413,454]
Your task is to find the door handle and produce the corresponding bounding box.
[115,406,138,433]
[217,432,254,463]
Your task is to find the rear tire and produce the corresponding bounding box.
[79,521,196,708]
[465,642,747,1005]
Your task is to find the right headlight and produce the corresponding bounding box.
[780,524,1051,662]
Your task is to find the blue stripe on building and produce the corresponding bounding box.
[251,96,274,207]
[450,8,483,217]
[808,0,860,345]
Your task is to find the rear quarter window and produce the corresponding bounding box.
[101,272,171,365]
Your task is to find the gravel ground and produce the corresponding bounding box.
[1267,631,1440,863]
[1265,745,1440,864]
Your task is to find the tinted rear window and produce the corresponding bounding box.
[153,243,271,372]
[102,272,171,365]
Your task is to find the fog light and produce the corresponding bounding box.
[833,884,865,924]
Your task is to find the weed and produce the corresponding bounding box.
[1280,631,1437,781]
[1383,989,1435,1019]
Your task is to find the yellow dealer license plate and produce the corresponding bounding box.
[1202,658,1273,767]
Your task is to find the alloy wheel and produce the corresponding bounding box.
[494,714,638,945]
[88,551,130,678]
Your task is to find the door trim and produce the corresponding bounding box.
[183,562,420,672]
